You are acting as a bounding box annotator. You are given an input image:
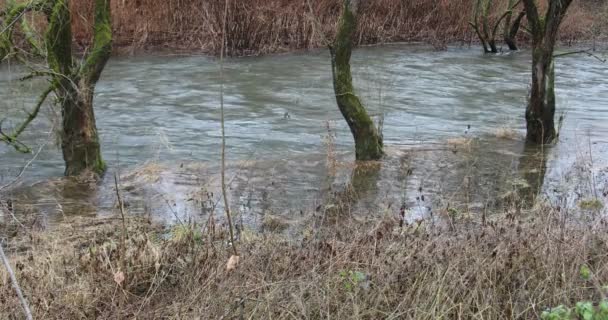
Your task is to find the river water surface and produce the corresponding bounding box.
[1,44,607,228]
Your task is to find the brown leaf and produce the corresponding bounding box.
[226,255,240,271]
[114,271,125,285]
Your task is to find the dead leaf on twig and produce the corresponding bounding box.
[226,255,240,271]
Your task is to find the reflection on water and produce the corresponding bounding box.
[1,44,607,227]
[1,135,571,230]
[516,144,548,207]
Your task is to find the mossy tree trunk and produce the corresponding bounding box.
[46,0,111,176]
[1,0,111,176]
[522,0,572,144]
[330,0,383,161]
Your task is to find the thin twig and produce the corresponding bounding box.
[306,0,331,47]
[220,0,238,256]
[554,48,607,62]
[113,173,128,291]
[0,139,47,191]
[0,241,33,320]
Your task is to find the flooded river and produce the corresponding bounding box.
[1,44,607,228]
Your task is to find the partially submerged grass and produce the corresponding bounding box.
[2,200,608,319]
[579,198,604,211]
[494,127,522,140]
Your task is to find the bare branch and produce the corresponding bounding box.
[0,241,34,320]
[0,120,31,153]
[509,10,526,38]
[491,9,514,41]
[0,139,48,191]
[554,49,607,62]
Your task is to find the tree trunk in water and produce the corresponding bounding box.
[504,38,517,51]
[46,0,111,176]
[60,85,105,176]
[331,0,383,161]
[522,0,572,144]
[526,46,556,143]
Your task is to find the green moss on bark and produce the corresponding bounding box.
[0,1,39,61]
[331,0,383,161]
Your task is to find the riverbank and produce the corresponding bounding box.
[1,198,607,318]
[67,0,607,56]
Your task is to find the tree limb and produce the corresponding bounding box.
[521,0,541,38]
[509,10,526,38]
[0,84,54,153]
[12,84,54,138]
[0,138,48,191]
[469,21,490,53]
[554,49,607,62]
[545,0,573,41]
[80,0,112,85]
[46,0,73,77]
[491,8,515,42]
[0,120,31,153]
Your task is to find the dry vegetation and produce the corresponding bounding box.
[65,0,607,56]
[2,197,608,319]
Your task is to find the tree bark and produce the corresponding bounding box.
[330,0,383,161]
[522,0,572,144]
[60,86,105,176]
[526,46,556,143]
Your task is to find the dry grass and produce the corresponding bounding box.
[494,127,522,140]
[2,198,608,319]
[1,0,603,56]
[63,0,605,56]
[447,137,474,151]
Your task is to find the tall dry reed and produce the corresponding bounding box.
[65,0,603,56]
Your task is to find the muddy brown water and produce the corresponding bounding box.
[1,44,607,231]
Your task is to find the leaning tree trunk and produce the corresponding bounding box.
[503,9,525,51]
[47,0,111,176]
[330,0,383,161]
[522,0,572,144]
